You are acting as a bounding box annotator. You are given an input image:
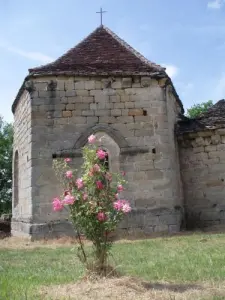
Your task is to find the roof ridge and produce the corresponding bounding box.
[102,25,164,72]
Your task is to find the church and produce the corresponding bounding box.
[11,24,225,238]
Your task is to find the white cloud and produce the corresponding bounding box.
[207,0,224,9]
[6,46,54,63]
[162,64,179,79]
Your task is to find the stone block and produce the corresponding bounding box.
[90,103,97,110]
[85,81,95,90]
[216,128,225,135]
[95,110,110,116]
[65,90,76,97]
[193,147,204,153]
[66,104,75,110]
[114,103,124,109]
[65,80,75,90]
[205,145,217,152]
[70,116,86,124]
[116,116,134,123]
[146,170,164,180]
[76,90,89,96]
[82,110,94,116]
[125,102,135,108]
[111,80,122,89]
[122,78,132,88]
[87,117,98,124]
[122,109,129,116]
[211,135,221,145]
[105,103,114,109]
[75,81,85,89]
[110,96,121,103]
[128,109,144,116]
[82,96,94,103]
[134,129,154,137]
[74,103,89,110]
[141,77,151,87]
[99,116,116,123]
[111,109,122,116]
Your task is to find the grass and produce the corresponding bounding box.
[1,233,225,299]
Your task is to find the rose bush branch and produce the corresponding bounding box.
[52,134,131,276]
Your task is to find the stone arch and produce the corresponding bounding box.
[92,132,121,173]
[13,150,19,208]
[74,125,128,150]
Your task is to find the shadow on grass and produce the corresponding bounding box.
[141,281,202,293]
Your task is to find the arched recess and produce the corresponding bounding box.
[13,150,19,208]
[74,125,128,150]
[87,132,120,174]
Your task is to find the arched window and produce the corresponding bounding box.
[13,151,19,207]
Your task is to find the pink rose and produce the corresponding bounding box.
[88,168,94,176]
[97,212,107,222]
[121,171,126,176]
[105,172,112,182]
[83,193,88,200]
[96,180,104,190]
[88,134,96,144]
[65,170,73,179]
[122,203,131,213]
[117,184,124,192]
[52,197,64,211]
[113,200,131,214]
[97,149,107,160]
[64,158,72,163]
[93,164,101,172]
[76,178,84,190]
[63,195,75,205]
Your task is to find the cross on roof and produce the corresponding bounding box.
[96,7,107,26]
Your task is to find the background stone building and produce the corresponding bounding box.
[11,25,225,239]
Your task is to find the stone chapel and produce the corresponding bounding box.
[11,25,225,239]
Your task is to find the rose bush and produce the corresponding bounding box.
[52,135,131,275]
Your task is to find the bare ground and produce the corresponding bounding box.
[40,277,225,300]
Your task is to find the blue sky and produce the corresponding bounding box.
[1,0,225,122]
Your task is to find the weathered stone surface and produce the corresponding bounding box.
[13,75,183,238]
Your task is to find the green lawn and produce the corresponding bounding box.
[1,233,225,299]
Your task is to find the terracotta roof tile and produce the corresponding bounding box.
[29,26,165,76]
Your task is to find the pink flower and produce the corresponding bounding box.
[64,158,72,163]
[88,134,96,144]
[76,178,84,190]
[105,172,112,182]
[113,200,131,214]
[63,195,75,205]
[122,203,131,213]
[65,170,73,179]
[113,200,124,211]
[64,190,70,196]
[93,164,101,172]
[52,197,64,212]
[97,212,107,222]
[96,180,104,190]
[83,193,88,200]
[121,171,126,176]
[88,168,94,176]
[117,184,124,192]
[115,193,119,199]
[97,149,107,160]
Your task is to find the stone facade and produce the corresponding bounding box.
[13,25,225,239]
[12,75,183,238]
[179,129,225,229]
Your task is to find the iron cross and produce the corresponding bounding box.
[96,7,107,26]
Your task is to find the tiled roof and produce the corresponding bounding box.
[177,100,225,135]
[29,25,165,76]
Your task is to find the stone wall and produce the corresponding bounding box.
[179,129,225,229]
[11,90,32,236]
[12,75,183,238]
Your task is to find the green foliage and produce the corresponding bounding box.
[53,136,130,275]
[186,100,213,118]
[0,117,13,214]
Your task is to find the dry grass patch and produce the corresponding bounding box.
[40,277,225,300]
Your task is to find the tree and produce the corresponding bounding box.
[186,100,213,119]
[0,117,13,215]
